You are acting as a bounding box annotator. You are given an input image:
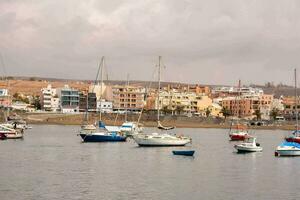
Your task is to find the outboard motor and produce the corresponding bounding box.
[256,143,260,147]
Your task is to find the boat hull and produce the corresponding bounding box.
[133,136,190,147]
[275,142,300,156]
[5,134,23,139]
[285,136,300,144]
[276,149,300,156]
[229,134,249,141]
[172,150,195,156]
[79,133,126,142]
[234,145,262,152]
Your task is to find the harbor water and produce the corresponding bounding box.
[1,125,300,200]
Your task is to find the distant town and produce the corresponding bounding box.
[0,77,297,123]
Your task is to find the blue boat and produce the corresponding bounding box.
[79,131,126,142]
[172,150,195,156]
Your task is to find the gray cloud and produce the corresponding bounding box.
[0,0,300,86]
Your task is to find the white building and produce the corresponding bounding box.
[97,99,113,113]
[40,84,60,112]
[212,86,264,97]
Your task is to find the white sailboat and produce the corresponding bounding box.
[133,56,191,146]
[275,68,300,156]
[79,57,126,142]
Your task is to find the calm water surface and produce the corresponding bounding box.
[0,125,300,200]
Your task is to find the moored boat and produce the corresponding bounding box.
[172,150,195,156]
[285,130,300,144]
[133,133,191,146]
[229,124,250,141]
[132,57,191,147]
[79,130,126,142]
[0,124,23,139]
[234,137,262,153]
[275,142,300,156]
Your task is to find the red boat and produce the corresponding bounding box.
[229,124,250,141]
[285,136,300,143]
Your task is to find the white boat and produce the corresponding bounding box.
[234,137,262,152]
[99,122,143,136]
[0,125,23,139]
[275,142,300,156]
[133,56,191,147]
[133,133,191,146]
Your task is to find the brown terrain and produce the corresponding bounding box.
[0,79,90,96]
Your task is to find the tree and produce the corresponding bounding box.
[205,108,211,118]
[270,108,279,120]
[175,105,184,115]
[221,107,231,120]
[254,109,261,120]
[162,106,170,115]
[32,96,41,110]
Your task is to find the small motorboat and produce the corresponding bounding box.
[234,137,262,153]
[172,150,195,156]
[229,124,250,141]
[285,130,300,144]
[275,142,300,156]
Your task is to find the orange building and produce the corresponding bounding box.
[222,95,274,119]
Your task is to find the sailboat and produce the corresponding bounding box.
[133,56,191,146]
[229,80,250,141]
[79,57,126,142]
[275,69,300,156]
[0,124,23,139]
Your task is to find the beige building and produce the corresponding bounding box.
[151,89,221,116]
[112,85,145,111]
[89,83,113,101]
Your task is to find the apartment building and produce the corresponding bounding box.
[79,92,97,112]
[57,85,79,113]
[222,94,274,119]
[112,85,145,111]
[40,84,59,111]
[151,89,221,116]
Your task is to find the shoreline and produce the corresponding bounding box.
[21,113,296,131]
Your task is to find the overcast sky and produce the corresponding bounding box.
[0,0,300,86]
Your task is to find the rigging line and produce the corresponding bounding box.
[137,66,157,124]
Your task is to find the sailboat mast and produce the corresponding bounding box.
[295,68,299,132]
[237,80,241,119]
[157,56,161,122]
[99,56,104,122]
[125,74,129,122]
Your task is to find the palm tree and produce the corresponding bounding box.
[254,109,261,120]
[270,108,279,120]
[221,107,231,120]
[205,108,211,118]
